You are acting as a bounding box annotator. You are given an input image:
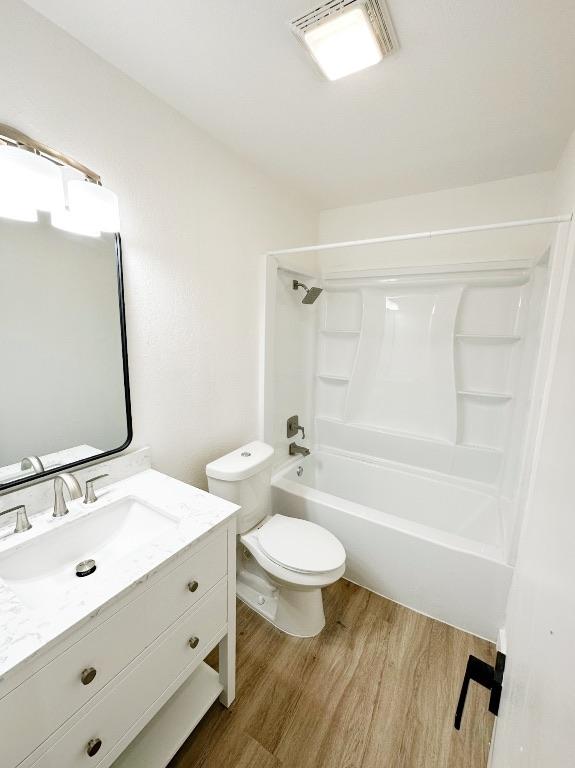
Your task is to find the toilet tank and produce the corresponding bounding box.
[206,441,275,534]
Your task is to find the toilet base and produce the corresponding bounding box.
[273,583,326,637]
[237,567,326,638]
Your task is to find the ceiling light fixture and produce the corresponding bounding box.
[291,0,397,82]
[305,6,382,80]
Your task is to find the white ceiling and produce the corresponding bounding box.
[23,0,575,208]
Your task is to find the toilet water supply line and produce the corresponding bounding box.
[267,214,573,257]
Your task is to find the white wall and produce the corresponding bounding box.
[490,131,575,767]
[0,0,317,489]
[318,173,554,273]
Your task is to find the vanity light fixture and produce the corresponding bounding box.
[291,0,397,81]
[51,207,101,238]
[50,165,102,238]
[0,123,120,235]
[0,145,64,215]
[68,179,120,233]
[0,186,38,223]
[0,149,38,222]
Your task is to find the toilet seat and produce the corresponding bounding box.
[257,514,346,574]
[241,526,346,591]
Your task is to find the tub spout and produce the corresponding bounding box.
[289,442,310,457]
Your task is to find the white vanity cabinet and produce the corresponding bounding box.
[0,518,236,768]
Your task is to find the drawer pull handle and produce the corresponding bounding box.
[188,636,200,649]
[81,667,97,686]
[187,580,199,593]
[86,738,102,757]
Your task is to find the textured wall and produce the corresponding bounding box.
[317,173,554,272]
[490,130,575,767]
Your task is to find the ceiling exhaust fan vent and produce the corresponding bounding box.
[290,0,398,57]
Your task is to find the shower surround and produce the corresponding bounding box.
[265,222,569,639]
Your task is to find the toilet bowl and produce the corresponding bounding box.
[206,441,345,637]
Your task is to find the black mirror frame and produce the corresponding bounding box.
[0,233,133,493]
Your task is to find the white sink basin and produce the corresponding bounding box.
[0,496,178,612]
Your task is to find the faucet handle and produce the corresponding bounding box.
[83,474,109,505]
[287,415,306,440]
[0,505,32,534]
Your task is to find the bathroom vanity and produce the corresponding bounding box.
[0,460,238,768]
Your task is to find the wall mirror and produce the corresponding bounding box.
[0,125,131,491]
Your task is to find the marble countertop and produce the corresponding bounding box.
[0,469,238,681]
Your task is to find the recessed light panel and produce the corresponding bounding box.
[304,6,382,80]
[291,0,397,81]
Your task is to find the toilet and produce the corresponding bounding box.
[206,441,345,637]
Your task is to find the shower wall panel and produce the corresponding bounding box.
[314,261,546,492]
[345,287,462,442]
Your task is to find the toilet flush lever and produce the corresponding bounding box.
[287,415,305,440]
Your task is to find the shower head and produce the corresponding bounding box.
[302,286,323,304]
[293,280,323,305]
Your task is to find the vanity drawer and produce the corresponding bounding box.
[1,529,227,768]
[30,579,227,768]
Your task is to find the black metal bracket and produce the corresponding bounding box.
[454,651,506,730]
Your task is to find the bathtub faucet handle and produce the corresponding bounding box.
[287,415,305,440]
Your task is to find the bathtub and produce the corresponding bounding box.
[271,449,513,640]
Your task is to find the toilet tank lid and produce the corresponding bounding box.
[206,441,275,481]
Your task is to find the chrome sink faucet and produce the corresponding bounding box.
[0,505,32,533]
[289,442,310,457]
[53,473,82,517]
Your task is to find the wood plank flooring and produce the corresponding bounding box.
[168,580,495,768]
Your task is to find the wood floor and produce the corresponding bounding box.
[168,580,495,768]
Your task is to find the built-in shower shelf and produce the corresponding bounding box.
[457,390,513,401]
[457,441,504,453]
[320,329,361,335]
[317,373,350,382]
[455,334,521,343]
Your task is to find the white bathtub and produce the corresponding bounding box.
[272,449,512,640]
